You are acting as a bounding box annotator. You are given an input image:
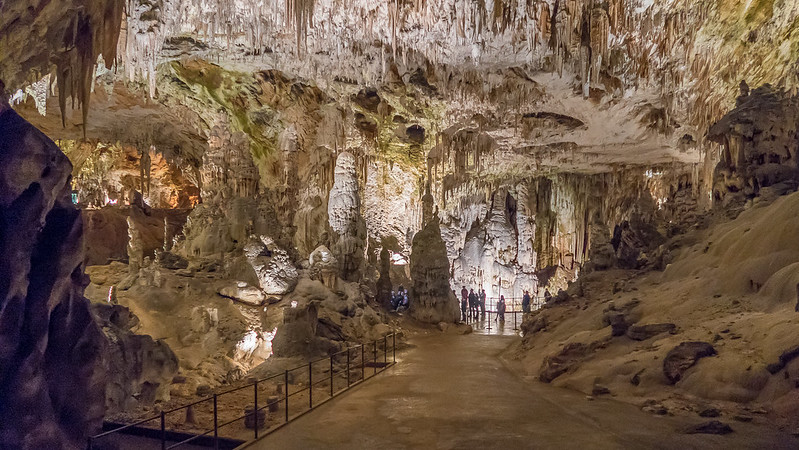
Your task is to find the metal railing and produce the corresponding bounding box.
[88,333,398,449]
[481,296,545,313]
[461,308,531,332]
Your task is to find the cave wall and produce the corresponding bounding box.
[443,168,690,297]
[0,106,106,449]
[709,84,799,208]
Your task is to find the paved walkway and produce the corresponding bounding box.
[245,334,798,449]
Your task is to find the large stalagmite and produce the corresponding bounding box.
[409,215,460,324]
[0,106,106,449]
[328,152,366,282]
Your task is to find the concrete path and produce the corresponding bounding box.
[245,334,798,449]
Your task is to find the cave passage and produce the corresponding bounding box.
[247,333,795,449]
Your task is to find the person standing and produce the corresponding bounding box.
[468,289,478,319]
[522,290,531,313]
[460,291,468,321]
[479,289,486,315]
[497,295,506,322]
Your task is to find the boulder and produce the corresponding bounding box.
[663,342,717,384]
[765,345,799,374]
[626,323,677,341]
[682,421,734,435]
[698,407,721,418]
[218,282,266,306]
[602,300,640,337]
[539,341,607,383]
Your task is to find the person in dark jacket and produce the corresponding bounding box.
[460,290,468,321]
[522,290,531,313]
[479,289,486,315]
[468,289,478,319]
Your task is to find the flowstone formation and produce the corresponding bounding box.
[0,106,106,449]
[409,216,460,324]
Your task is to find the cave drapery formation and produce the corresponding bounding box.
[2,0,799,447]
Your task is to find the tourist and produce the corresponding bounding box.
[522,290,531,313]
[460,291,468,321]
[468,288,478,319]
[479,289,486,315]
[496,295,506,322]
[399,292,409,311]
[544,289,552,303]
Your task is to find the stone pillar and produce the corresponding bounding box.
[327,152,366,281]
[376,246,392,308]
[409,215,460,323]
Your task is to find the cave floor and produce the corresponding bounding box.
[244,333,798,450]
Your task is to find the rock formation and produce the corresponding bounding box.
[92,303,179,413]
[709,85,799,206]
[0,106,106,449]
[409,216,460,324]
[328,152,366,282]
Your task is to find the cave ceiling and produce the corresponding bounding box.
[2,0,799,179]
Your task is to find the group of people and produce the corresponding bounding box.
[457,286,550,323]
[390,286,410,312]
[459,287,487,321]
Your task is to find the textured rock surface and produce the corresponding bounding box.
[328,152,367,281]
[92,303,178,413]
[663,342,717,384]
[0,107,106,449]
[409,217,460,324]
[709,85,799,206]
[626,323,677,341]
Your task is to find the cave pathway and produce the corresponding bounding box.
[244,333,797,449]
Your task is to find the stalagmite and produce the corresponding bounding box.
[409,214,460,324]
[328,152,366,281]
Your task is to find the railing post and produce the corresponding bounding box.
[373,341,377,376]
[160,410,166,450]
[384,335,387,366]
[393,333,396,363]
[213,394,218,450]
[514,310,518,330]
[309,361,313,409]
[346,348,351,386]
[253,380,259,439]
[329,354,334,397]
[284,370,289,423]
[361,345,365,380]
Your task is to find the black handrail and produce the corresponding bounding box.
[87,332,399,450]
